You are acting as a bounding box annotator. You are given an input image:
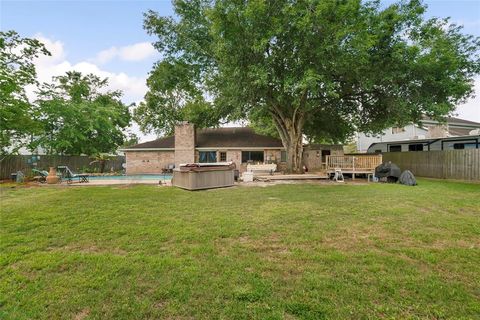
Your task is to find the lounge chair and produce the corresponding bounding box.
[57,165,89,183]
[32,168,49,183]
[162,163,175,174]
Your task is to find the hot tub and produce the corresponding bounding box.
[172,162,235,190]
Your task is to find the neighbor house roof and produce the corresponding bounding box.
[421,116,480,127]
[448,127,475,136]
[123,127,284,150]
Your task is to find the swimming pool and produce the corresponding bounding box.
[88,174,172,181]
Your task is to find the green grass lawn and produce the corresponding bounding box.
[1,180,479,319]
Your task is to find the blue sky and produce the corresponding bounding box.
[1,0,173,76]
[1,0,479,141]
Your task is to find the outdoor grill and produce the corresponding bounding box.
[375,162,401,183]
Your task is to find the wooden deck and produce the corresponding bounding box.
[326,155,382,179]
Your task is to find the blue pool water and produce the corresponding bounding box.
[88,174,172,180]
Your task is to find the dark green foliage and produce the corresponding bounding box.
[33,71,131,155]
[140,0,479,172]
[121,132,139,147]
[0,31,50,155]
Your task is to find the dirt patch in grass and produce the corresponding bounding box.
[74,308,90,320]
[48,244,128,256]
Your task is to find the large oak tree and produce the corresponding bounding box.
[139,0,479,172]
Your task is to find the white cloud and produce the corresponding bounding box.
[27,34,147,104]
[119,42,156,61]
[92,42,156,64]
[33,33,66,64]
[25,34,155,141]
[455,76,480,123]
[95,47,118,64]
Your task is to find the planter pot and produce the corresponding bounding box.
[46,167,60,184]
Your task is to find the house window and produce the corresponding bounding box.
[241,151,264,163]
[321,150,331,163]
[408,144,423,151]
[454,143,476,150]
[199,151,216,163]
[280,151,287,162]
[389,145,402,152]
[392,127,406,134]
[219,151,227,162]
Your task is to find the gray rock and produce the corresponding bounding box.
[399,170,417,186]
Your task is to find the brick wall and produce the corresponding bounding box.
[126,146,344,174]
[125,151,174,175]
[174,122,196,167]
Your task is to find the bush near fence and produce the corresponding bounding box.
[382,149,480,181]
[0,155,125,180]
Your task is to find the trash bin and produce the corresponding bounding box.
[15,171,25,183]
[11,173,17,182]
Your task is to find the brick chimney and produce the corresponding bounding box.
[174,121,196,167]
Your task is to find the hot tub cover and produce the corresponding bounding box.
[178,162,236,172]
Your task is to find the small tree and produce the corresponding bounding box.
[122,132,139,147]
[89,153,113,173]
[0,30,50,155]
[139,0,479,173]
[33,71,131,155]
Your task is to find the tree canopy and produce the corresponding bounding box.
[139,0,479,172]
[32,71,131,155]
[0,30,50,155]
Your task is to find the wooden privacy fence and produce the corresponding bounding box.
[382,149,480,181]
[0,155,125,180]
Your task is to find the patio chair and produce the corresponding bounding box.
[32,168,49,183]
[57,165,89,183]
[333,168,344,182]
[162,163,175,174]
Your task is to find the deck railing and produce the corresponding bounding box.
[326,155,382,172]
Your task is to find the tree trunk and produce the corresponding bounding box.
[285,130,304,173]
[269,108,304,174]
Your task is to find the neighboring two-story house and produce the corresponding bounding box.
[356,116,480,153]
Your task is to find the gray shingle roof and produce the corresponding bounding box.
[125,127,284,150]
[421,116,480,126]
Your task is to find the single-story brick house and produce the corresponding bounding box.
[121,122,343,175]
